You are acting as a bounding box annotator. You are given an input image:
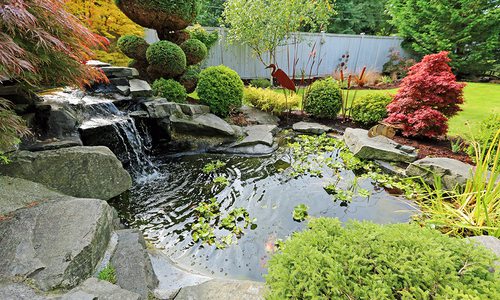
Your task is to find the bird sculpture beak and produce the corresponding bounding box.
[265,65,272,69]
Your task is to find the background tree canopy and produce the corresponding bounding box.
[387,0,499,77]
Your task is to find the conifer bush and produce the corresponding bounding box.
[352,94,392,125]
[152,78,187,103]
[117,35,148,60]
[303,77,342,119]
[146,41,187,79]
[266,218,499,299]
[385,52,465,138]
[197,66,243,117]
[180,38,208,65]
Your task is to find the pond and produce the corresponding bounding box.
[114,134,418,282]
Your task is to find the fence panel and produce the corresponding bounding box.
[145,28,405,79]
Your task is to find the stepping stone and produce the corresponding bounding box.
[293,121,332,135]
[343,128,418,163]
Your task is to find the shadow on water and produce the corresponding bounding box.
[113,146,418,282]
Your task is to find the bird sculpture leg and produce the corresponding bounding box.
[284,88,289,122]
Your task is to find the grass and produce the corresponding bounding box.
[97,264,117,284]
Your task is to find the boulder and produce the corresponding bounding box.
[142,99,182,119]
[129,79,152,98]
[215,125,279,155]
[170,114,236,137]
[178,103,210,116]
[21,136,82,152]
[405,157,473,189]
[239,105,279,125]
[35,102,81,138]
[116,86,131,96]
[343,128,418,163]
[0,197,115,291]
[0,281,47,300]
[61,278,141,300]
[0,176,65,216]
[466,236,500,258]
[174,279,266,300]
[110,229,158,298]
[0,146,132,200]
[292,121,332,135]
[100,67,138,79]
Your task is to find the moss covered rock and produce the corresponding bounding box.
[115,0,198,31]
[146,40,186,79]
[180,39,208,65]
[117,35,148,60]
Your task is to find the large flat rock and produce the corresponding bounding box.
[239,105,279,125]
[61,278,141,300]
[343,128,418,163]
[0,176,65,216]
[174,279,266,300]
[0,146,132,200]
[142,98,182,119]
[129,79,152,98]
[0,198,115,291]
[0,281,48,300]
[293,121,332,135]
[170,114,236,137]
[110,229,158,298]
[405,157,474,190]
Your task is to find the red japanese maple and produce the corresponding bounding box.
[385,51,465,138]
[0,0,108,88]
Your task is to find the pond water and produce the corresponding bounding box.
[115,136,418,282]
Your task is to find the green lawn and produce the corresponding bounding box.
[275,83,500,139]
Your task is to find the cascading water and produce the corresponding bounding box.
[41,88,158,180]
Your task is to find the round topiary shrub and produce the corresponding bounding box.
[180,39,208,65]
[152,78,187,103]
[179,65,200,93]
[146,41,186,78]
[116,0,198,31]
[197,66,244,117]
[351,94,392,125]
[186,24,218,50]
[304,77,342,119]
[266,218,499,299]
[117,35,148,60]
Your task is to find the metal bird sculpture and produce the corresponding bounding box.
[266,64,296,92]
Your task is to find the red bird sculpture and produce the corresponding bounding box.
[266,64,296,92]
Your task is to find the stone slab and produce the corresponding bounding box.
[174,279,266,300]
[292,121,332,135]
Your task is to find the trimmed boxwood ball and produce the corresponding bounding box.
[266,218,499,299]
[117,35,148,60]
[180,39,208,65]
[304,77,342,119]
[146,41,186,78]
[197,66,244,117]
[179,65,200,93]
[352,94,392,125]
[152,78,187,103]
[115,0,198,31]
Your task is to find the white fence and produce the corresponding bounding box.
[145,28,405,79]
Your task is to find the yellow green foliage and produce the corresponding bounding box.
[66,0,143,65]
[243,86,300,115]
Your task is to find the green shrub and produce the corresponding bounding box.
[249,78,271,89]
[0,98,29,154]
[152,78,187,103]
[266,218,499,299]
[146,41,186,78]
[185,24,219,50]
[180,39,208,65]
[468,113,500,168]
[304,77,342,119]
[197,66,244,117]
[243,87,300,115]
[179,65,201,93]
[97,264,117,284]
[117,35,148,60]
[351,94,392,125]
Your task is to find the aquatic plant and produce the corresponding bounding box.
[213,176,229,187]
[202,160,226,174]
[266,218,499,299]
[292,204,309,222]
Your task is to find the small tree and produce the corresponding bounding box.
[223,0,333,66]
[385,51,465,138]
[0,0,108,89]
